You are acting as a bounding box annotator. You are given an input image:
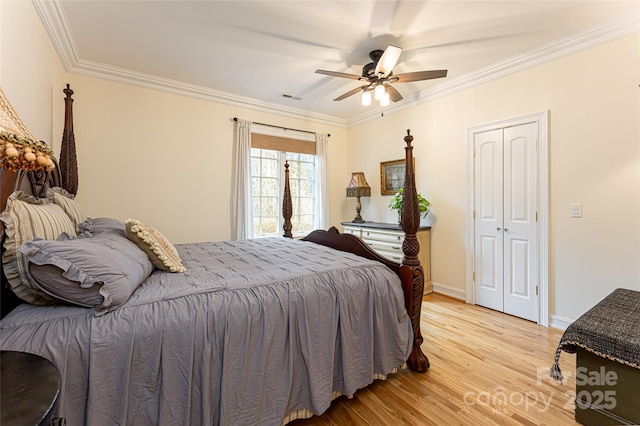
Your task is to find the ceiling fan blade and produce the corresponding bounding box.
[333,86,367,101]
[393,70,448,83]
[384,84,403,102]
[374,45,402,77]
[315,70,363,80]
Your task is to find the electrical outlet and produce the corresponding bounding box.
[570,204,582,218]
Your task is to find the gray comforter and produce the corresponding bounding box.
[0,237,412,425]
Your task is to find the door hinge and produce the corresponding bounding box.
[473,272,476,282]
[535,138,538,149]
[473,210,476,219]
[535,285,539,296]
[536,212,538,222]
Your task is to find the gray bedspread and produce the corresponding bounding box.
[0,237,412,425]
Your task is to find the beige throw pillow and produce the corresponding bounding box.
[124,218,186,273]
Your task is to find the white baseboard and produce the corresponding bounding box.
[549,314,574,331]
[431,282,466,301]
[429,283,574,330]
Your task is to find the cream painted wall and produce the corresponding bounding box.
[65,76,348,243]
[349,33,640,322]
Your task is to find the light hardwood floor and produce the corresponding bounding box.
[293,293,579,425]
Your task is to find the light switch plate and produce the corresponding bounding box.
[570,204,582,218]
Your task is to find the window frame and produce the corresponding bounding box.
[250,137,317,238]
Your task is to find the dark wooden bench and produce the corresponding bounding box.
[551,288,640,425]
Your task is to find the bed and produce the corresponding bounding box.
[0,86,429,425]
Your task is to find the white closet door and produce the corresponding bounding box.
[503,123,538,322]
[474,128,504,312]
[474,122,539,322]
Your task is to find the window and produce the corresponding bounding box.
[233,122,326,241]
[251,148,316,237]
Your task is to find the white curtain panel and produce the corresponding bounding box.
[314,133,329,230]
[232,119,253,240]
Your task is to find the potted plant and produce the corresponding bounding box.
[388,189,430,223]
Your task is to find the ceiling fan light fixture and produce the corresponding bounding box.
[316,45,448,107]
[374,84,385,101]
[380,91,390,107]
[361,90,371,106]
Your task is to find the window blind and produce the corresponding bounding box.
[251,133,316,155]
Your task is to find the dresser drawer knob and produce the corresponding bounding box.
[396,236,401,241]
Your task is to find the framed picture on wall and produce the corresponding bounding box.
[380,159,407,195]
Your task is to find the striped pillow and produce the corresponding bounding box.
[50,187,86,229]
[1,191,78,305]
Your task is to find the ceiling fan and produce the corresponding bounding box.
[315,45,447,106]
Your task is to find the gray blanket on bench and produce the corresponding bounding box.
[550,288,640,381]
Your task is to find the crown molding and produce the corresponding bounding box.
[32,0,79,70]
[32,0,348,129]
[34,0,637,129]
[71,57,348,128]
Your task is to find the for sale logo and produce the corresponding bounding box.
[574,366,618,410]
[576,366,618,386]
[462,365,618,414]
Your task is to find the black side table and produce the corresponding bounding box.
[1,351,61,426]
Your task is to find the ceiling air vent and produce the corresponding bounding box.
[279,93,301,101]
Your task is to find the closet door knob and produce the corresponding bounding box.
[497,227,502,231]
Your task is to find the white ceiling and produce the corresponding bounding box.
[35,1,639,126]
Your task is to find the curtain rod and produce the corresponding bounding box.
[233,117,330,137]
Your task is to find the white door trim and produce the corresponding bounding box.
[465,111,549,326]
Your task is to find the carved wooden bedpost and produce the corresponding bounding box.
[60,84,78,195]
[400,129,429,372]
[282,160,293,238]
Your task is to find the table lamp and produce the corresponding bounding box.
[346,172,371,223]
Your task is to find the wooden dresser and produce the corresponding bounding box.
[341,221,432,294]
